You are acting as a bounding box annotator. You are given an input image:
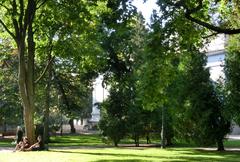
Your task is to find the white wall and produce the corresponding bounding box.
[206,52,225,81]
[90,75,109,122]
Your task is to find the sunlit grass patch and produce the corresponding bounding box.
[49,134,106,147]
[0,147,240,162]
[1,134,240,161]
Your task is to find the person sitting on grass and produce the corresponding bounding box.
[26,135,45,151]
[14,137,30,151]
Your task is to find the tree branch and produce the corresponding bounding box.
[36,0,47,10]
[0,19,17,41]
[52,69,70,109]
[185,10,240,34]
[167,0,240,34]
[34,54,55,84]
[184,0,240,34]
[23,0,33,32]
[19,0,24,32]
[202,32,218,39]
[12,0,20,40]
[0,3,10,10]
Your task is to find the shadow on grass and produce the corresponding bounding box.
[50,149,240,162]
[94,160,150,162]
[180,149,240,162]
[0,138,14,147]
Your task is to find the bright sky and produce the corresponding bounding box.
[132,0,158,24]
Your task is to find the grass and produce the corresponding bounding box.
[1,134,240,161]
[0,138,15,147]
[1,134,240,148]
[224,139,240,148]
[1,147,240,161]
[49,134,106,147]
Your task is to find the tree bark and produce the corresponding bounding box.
[1,0,38,145]
[134,135,139,147]
[69,118,76,134]
[3,121,7,133]
[217,139,225,151]
[18,39,35,145]
[161,106,166,149]
[43,54,52,145]
[18,0,36,145]
[43,87,50,148]
[146,133,151,144]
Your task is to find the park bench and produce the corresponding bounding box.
[1,131,16,137]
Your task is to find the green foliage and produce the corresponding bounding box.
[32,0,109,125]
[99,83,130,146]
[52,59,92,119]
[0,0,237,150]
[98,0,139,146]
[157,0,240,34]
[135,3,230,149]
[0,39,22,125]
[225,35,240,124]
[177,51,230,147]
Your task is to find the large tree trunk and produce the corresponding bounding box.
[17,0,36,145]
[0,0,37,145]
[18,40,35,145]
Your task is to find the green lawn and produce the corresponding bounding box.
[0,138,14,147]
[1,134,240,148]
[49,134,106,147]
[224,139,240,148]
[1,134,240,161]
[1,147,240,162]
[49,134,160,147]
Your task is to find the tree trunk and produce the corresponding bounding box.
[1,0,37,145]
[161,106,166,149]
[16,0,37,145]
[69,118,76,134]
[18,39,35,145]
[217,139,225,151]
[27,9,36,145]
[114,141,118,147]
[43,89,50,150]
[134,135,139,147]
[146,134,150,144]
[3,121,6,133]
[43,55,51,145]
[166,137,173,146]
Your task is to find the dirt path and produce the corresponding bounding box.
[0,147,14,152]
